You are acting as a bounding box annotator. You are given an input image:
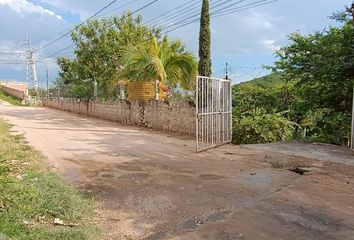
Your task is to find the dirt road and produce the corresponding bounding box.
[1,100,354,240]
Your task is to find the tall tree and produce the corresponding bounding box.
[198,0,212,77]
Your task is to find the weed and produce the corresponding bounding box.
[270,160,286,169]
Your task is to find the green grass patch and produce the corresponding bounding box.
[0,90,25,106]
[0,120,100,239]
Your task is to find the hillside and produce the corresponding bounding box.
[237,73,283,87]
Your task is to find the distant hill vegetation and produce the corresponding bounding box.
[238,74,282,87]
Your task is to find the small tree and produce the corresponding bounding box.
[118,37,198,99]
[198,0,212,77]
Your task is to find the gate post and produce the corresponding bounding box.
[152,100,159,131]
[351,84,354,151]
[196,75,199,152]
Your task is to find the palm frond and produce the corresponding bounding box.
[165,53,198,90]
[118,37,197,90]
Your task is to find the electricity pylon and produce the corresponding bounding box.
[24,34,39,97]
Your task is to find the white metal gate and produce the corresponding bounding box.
[196,76,232,152]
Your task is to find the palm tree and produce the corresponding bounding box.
[118,37,198,99]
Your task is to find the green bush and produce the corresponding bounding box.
[232,108,297,144]
[302,109,351,144]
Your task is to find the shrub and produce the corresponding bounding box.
[232,108,297,144]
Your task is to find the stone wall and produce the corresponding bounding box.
[43,98,195,136]
[0,82,28,100]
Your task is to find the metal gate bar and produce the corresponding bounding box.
[196,76,232,152]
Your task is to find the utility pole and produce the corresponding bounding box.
[347,2,354,150]
[225,62,229,80]
[38,62,49,99]
[25,34,39,99]
[46,65,49,99]
[351,2,354,150]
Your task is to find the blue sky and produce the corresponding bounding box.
[0,0,351,87]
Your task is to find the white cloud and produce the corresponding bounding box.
[245,11,275,29]
[39,0,100,20]
[0,0,62,20]
[0,40,23,53]
[206,9,280,55]
[259,38,280,52]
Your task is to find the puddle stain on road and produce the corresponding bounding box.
[60,157,354,240]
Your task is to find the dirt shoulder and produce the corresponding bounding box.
[1,101,354,240]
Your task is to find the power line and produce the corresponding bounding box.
[154,0,232,30]
[96,0,139,18]
[157,0,245,32]
[35,27,74,45]
[146,0,198,25]
[35,0,139,45]
[40,0,159,61]
[0,62,25,64]
[41,0,278,60]
[35,0,120,52]
[230,65,262,70]
[41,0,239,60]
[148,0,243,29]
[146,0,200,26]
[93,0,160,33]
[0,52,25,54]
[55,50,76,57]
[41,45,76,61]
[209,0,255,16]
[41,0,196,52]
[164,0,278,33]
[129,0,276,45]
[169,0,272,31]
[213,0,279,17]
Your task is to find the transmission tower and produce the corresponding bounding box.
[25,34,39,97]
